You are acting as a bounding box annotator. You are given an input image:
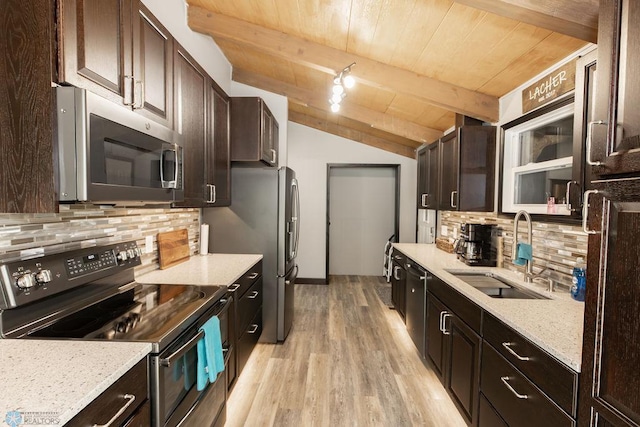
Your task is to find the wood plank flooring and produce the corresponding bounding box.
[226,276,467,427]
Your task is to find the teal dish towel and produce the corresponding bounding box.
[513,243,533,266]
[196,316,225,391]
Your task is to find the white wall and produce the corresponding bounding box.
[230,82,289,166]
[141,0,232,92]
[288,122,417,280]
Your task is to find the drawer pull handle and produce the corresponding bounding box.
[92,394,136,427]
[247,272,259,279]
[228,284,240,292]
[500,376,528,400]
[502,342,530,361]
[247,291,259,299]
[247,324,259,334]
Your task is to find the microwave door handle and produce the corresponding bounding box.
[161,145,179,189]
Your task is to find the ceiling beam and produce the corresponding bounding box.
[453,0,598,43]
[288,110,417,159]
[188,6,499,122]
[233,68,443,143]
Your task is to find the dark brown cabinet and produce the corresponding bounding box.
[579,179,640,427]
[172,45,207,207]
[208,81,231,206]
[227,260,263,388]
[231,97,279,166]
[590,0,640,176]
[390,252,407,321]
[67,358,149,426]
[427,276,483,427]
[405,260,427,356]
[0,0,57,213]
[57,0,173,127]
[439,126,496,212]
[417,141,439,209]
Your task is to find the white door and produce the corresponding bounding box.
[328,166,396,275]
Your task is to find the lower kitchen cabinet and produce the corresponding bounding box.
[390,251,407,321]
[227,260,263,388]
[426,285,482,427]
[67,358,148,426]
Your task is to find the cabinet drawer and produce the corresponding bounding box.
[237,308,263,373]
[68,358,148,426]
[478,393,507,427]
[123,400,150,427]
[391,251,406,266]
[481,342,574,427]
[237,277,263,333]
[483,313,577,416]
[428,274,482,333]
[228,261,262,298]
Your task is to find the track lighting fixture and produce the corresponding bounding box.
[329,62,355,113]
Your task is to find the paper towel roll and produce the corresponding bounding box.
[200,223,209,255]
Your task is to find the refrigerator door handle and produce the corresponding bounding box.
[286,265,299,285]
[291,178,301,258]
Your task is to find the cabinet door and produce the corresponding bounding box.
[132,3,173,128]
[207,81,231,206]
[405,263,426,356]
[173,44,207,207]
[262,106,278,165]
[426,292,447,379]
[1,0,57,213]
[579,179,640,426]
[417,146,428,208]
[271,118,280,166]
[458,126,495,212]
[57,0,133,105]
[439,131,459,210]
[426,141,440,209]
[447,316,482,426]
[391,255,406,320]
[591,0,640,175]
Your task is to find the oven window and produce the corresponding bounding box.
[89,114,165,188]
[163,344,198,420]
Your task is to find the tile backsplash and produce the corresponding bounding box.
[0,204,201,276]
[440,211,588,290]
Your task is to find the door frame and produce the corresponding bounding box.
[326,164,401,280]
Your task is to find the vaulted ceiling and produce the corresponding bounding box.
[186,0,596,157]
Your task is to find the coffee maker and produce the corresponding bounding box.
[455,223,497,266]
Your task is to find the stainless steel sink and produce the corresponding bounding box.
[448,271,550,300]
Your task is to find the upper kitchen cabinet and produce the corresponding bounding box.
[417,141,439,209]
[0,0,57,213]
[57,0,173,128]
[501,52,597,218]
[231,97,279,166]
[172,44,207,207]
[589,0,640,176]
[173,44,230,208]
[207,80,231,206]
[439,125,496,212]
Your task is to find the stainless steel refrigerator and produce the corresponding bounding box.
[202,166,300,343]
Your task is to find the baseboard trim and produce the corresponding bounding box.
[297,277,328,285]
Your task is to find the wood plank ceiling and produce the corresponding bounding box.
[186,0,595,158]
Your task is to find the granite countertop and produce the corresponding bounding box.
[136,253,263,286]
[393,243,584,372]
[0,340,151,425]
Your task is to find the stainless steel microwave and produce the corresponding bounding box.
[55,86,183,204]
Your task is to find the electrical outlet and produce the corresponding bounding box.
[145,235,153,254]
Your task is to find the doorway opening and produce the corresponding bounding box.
[326,164,400,279]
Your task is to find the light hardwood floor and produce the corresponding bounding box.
[226,276,467,427]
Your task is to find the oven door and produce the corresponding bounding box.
[151,297,230,427]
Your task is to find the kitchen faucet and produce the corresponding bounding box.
[512,210,534,283]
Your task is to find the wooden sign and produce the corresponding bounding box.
[522,58,577,113]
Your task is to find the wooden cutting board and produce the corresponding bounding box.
[157,229,190,269]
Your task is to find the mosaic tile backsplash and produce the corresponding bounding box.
[0,204,201,276]
[440,211,588,291]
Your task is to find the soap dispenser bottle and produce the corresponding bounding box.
[571,257,586,301]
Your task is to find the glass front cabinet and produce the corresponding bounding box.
[500,50,597,219]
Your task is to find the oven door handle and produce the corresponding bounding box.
[160,330,204,367]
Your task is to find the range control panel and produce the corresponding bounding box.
[0,241,142,309]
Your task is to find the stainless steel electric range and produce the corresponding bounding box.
[0,241,230,427]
